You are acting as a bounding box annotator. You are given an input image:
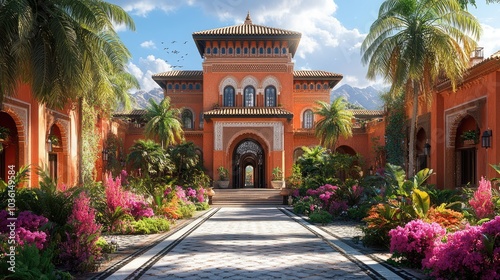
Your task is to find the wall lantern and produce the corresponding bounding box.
[102,148,109,161]
[47,138,53,153]
[424,142,431,156]
[482,129,492,149]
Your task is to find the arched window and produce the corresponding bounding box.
[302,84,307,90]
[182,109,194,129]
[188,83,193,90]
[244,47,248,54]
[267,47,272,54]
[265,86,277,107]
[221,47,226,54]
[303,110,314,129]
[228,48,233,54]
[244,86,255,107]
[181,84,187,90]
[167,83,173,90]
[223,86,235,107]
[295,84,300,90]
[206,48,211,55]
[213,48,218,54]
[282,47,287,54]
[175,84,180,90]
[195,83,201,90]
[251,47,256,54]
[259,47,264,54]
[236,47,241,54]
[274,47,280,54]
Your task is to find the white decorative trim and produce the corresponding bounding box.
[219,76,238,96]
[241,75,258,90]
[214,121,283,151]
[261,76,281,94]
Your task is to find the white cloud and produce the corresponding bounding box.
[128,55,172,92]
[109,0,182,17]
[140,40,156,49]
[479,23,500,57]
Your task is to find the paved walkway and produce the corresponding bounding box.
[90,207,424,280]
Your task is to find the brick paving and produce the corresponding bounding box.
[92,207,419,280]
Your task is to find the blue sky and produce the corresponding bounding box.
[107,0,500,92]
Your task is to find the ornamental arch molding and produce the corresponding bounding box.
[241,76,259,94]
[261,76,281,94]
[219,76,238,95]
[445,98,484,148]
[2,102,29,167]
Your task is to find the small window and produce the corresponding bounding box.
[251,47,256,54]
[274,47,279,54]
[188,84,194,90]
[244,47,249,54]
[236,47,241,54]
[175,84,180,90]
[221,48,226,54]
[302,84,307,90]
[244,86,255,107]
[316,83,321,90]
[295,84,300,90]
[309,84,314,90]
[228,48,233,54]
[259,47,264,54]
[182,109,194,129]
[181,84,187,90]
[323,83,329,90]
[167,83,173,90]
[213,48,218,54]
[303,110,314,129]
[282,47,287,54]
[265,86,277,107]
[206,48,211,55]
[195,83,201,90]
[223,86,235,107]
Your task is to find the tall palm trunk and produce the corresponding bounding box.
[408,81,419,178]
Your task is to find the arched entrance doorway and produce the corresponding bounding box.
[455,116,478,186]
[232,139,264,188]
[0,112,19,181]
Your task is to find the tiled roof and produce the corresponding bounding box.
[152,70,203,79]
[350,109,385,118]
[293,70,343,79]
[192,13,301,57]
[204,107,293,119]
[114,109,147,118]
[192,13,301,37]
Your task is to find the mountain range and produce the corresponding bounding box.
[129,84,384,111]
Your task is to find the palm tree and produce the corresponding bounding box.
[361,0,481,176]
[127,139,173,178]
[145,97,184,148]
[0,0,135,108]
[314,97,353,150]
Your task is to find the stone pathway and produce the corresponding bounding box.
[86,207,426,280]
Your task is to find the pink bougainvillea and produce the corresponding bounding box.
[389,219,446,267]
[0,210,49,250]
[60,192,102,272]
[306,184,347,216]
[423,217,500,280]
[469,177,495,219]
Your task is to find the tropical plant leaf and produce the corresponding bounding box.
[412,189,430,219]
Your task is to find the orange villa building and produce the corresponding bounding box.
[141,14,385,188]
[0,85,80,188]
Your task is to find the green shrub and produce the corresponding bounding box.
[178,203,197,219]
[95,237,116,255]
[309,210,333,225]
[0,245,73,280]
[131,217,171,234]
[195,202,210,211]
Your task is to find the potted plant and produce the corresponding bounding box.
[0,126,10,153]
[48,134,60,147]
[0,126,10,142]
[216,166,229,188]
[271,166,285,189]
[460,129,478,145]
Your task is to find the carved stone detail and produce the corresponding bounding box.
[215,121,283,151]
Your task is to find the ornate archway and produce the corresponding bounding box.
[232,139,264,188]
